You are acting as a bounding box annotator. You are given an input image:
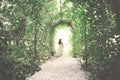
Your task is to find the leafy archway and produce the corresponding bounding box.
[53,25,73,56]
[50,19,74,56]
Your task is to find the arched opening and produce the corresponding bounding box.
[53,25,73,56]
[50,20,74,56]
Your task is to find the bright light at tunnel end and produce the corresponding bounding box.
[54,26,72,55]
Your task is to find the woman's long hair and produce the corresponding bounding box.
[58,39,62,44]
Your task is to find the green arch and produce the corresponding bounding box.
[49,20,74,56]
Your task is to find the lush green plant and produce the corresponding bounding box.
[71,0,120,80]
[0,0,120,80]
[0,0,53,80]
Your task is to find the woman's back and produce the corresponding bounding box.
[55,39,64,57]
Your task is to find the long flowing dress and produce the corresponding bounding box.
[56,44,64,57]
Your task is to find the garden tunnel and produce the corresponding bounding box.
[0,0,120,80]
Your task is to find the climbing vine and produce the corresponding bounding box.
[0,0,54,80]
[0,0,120,80]
[71,0,120,80]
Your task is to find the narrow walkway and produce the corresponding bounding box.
[26,55,89,80]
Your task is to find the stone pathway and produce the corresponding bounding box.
[26,55,89,80]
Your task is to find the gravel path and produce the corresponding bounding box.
[26,55,89,80]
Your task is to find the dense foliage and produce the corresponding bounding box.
[71,0,120,80]
[0,0,55,80]
[0,0,120,80]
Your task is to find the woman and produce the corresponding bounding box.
[56,39,64,57]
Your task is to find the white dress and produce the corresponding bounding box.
[56,44,64,57]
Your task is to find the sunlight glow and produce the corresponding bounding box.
[54,26,72,55]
